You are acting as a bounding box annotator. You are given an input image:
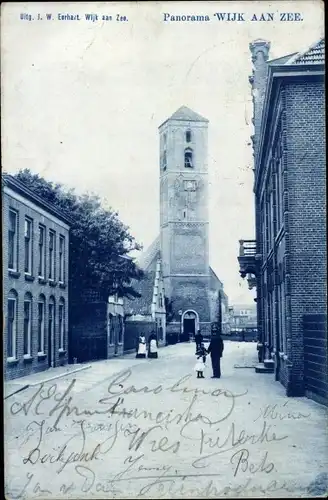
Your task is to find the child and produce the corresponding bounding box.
[194,343,207,378]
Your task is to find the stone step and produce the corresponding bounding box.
[255,363,274,374]
[264,359,275,369]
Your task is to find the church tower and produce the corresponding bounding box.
[159,106,211,336]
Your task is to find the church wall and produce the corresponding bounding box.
[169,276,211,322]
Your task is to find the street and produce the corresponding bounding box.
[4,342,328,499]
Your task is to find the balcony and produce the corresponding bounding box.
[238,239,260,278]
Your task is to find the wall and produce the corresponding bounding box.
[69,302,107,363]
[286,80,326,395]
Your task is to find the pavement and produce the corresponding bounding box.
[4,341,328,499]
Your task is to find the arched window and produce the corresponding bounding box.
[7,290,18,359]
[186,130,192,143]
[24,292,33,356]
[108,313,114,345]
[38,294,46,354]
[162,150,167,170]
[48,296,55,355]
[184,148,193,168]
[118,315,123,344]
[59,298,65,350]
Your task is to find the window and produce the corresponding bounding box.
[38,297,45,353]
[163,133,167,146]
[184,180,196,191]
[118,316,123,344]
[108,314,114,345]
[276,155,284,231]
[59,236,65,283]
[278,278,287,353]
[7,293,17,359]
[159,293,163,308]
[186,130,192,143]
[24,294,32,356]
[38,225,46,277]
[162,150,167,171]
[24,218,33,274]
[8,210,18,270]
[59,300,65,350]
[184,149,193,168]
[49,230,55,280]
[48,299,55,356]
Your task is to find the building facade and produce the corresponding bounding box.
[3,174,70,380]
[238,39,326,401]
[230,304,257,332]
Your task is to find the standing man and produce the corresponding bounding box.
[207,328,224,378]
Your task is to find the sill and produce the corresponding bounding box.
[38,277,47,285]
[23,355,33,363]
[37,352,47,360]
[59,282,66,289]
[25,274,35,282]
[7,357,19,365]
[8,270,20,279]
[49,280,57,287]
[58,349,66,355]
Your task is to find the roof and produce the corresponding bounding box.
[124,271,155,315]
[268,53,298,65]
[137,236,160,270]
[159,106,208,128]
[285,38,325,65]
[2,173,73,225]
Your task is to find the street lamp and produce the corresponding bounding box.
[178,310,183,343]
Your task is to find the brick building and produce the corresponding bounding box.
[238,39,326,403]
[3,174,70,380]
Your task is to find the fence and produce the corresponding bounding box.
[303,314,327,406]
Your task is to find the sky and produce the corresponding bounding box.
[1,1,324,304]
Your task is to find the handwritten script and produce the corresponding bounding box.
[5,367,309,499]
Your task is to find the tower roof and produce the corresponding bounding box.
[159,106,208,127]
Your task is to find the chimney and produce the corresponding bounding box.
[249,39,270,159]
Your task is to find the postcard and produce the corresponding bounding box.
[2,1,327,499]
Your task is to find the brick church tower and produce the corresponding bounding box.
[158,106,212,336]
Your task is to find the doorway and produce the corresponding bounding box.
[182,310,198,341]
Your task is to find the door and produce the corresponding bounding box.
[183,318,195,340]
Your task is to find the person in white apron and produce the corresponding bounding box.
[136,335,147,358]
[148,332,158,359]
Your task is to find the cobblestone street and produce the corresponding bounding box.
[5,342,328,499]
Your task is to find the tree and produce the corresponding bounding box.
[14,169,144,303]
